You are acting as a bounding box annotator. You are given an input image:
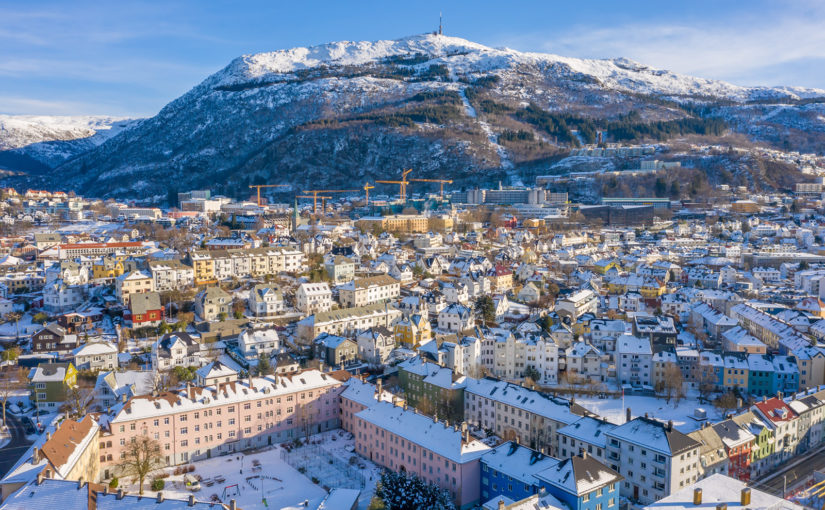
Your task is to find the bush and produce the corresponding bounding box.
[188,465,195,473]
[108,477,118,489]
[151,478,165,491]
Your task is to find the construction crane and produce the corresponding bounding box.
[376,168,413,202]
[249,184,288,207]
[301,189,359,214]
[363,183,375,205]
[296,195,331,213]
[409,178,453,199]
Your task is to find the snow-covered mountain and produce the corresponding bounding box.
[0,115,141,168]
[4,34,824,199]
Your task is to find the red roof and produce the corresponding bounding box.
[59,242,142,250]
[753,398,797,423]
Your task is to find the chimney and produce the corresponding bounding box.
[376,379,383,396]
[644,412,649,419]
[741,488,751,506]
[498,499,506,510]
[117,488,125,500]
[626,407,632,423]
[103,485,109,495]
[433,413,437,423]
[693,488,702,505]
[667,420,673,431]
[763,395,767,403]
[121,393,127,403]
[319,362,325,373]
[46,432,51,441]
[77,477,84,489]
[32,448,40,464]
[461,422,469,442]
[36,471,44,485]
[580,448,587,459]
[515,435,520,445]
[776,391,783,400]
[229,500,237,510]
[716,504,727,510]
[157,491,164,503]
[188,494,196,506]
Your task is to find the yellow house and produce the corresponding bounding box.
[394,314,432,348]
[640,279,666,298]
[607,280,627,295]
[92,256,125,280]
[189,251,217,285]
[593,259,621,275]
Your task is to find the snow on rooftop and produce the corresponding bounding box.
[355,400,491,463]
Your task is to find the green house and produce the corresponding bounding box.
[28,362,77,411]
[397,357,465,423]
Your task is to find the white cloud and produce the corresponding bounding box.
[496,6,825,89]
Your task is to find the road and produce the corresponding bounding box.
[0,413,33,479]
[751,444,825,496]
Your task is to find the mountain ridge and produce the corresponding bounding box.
[2,33,824,199]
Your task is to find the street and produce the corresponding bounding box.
[0,413,33,479]
[751,445,825,497]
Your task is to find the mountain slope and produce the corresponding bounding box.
[9,34,825,199]
[0,115,141,169]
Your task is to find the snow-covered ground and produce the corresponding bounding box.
[575,394,723,433]
[119,430,381,510]
[121,446,326,510]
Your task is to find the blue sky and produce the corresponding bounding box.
[2,0,824,117]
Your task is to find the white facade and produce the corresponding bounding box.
[296,282,332,314]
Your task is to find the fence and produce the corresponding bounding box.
[280,443,366,491]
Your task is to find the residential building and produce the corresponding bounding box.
[247,284,285,317]
[297,302,401,342]
[353,400,492,509]
[604,416,701,506]
[295,282,332,315]
[28,362,77,410]
[71,342,117,371]
[338,274,400,308]
[194,286,231,321]
[114,270,153,305]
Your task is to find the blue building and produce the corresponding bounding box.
[747,354,774,397]
[480,442,622,510]
[535,453,623,510]
[480,442,558,503]
[770,355,798,395]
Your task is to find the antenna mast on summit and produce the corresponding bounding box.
[439,12,443,35]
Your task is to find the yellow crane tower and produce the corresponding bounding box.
[375,168,413,202]
[249,184,288,207]
[301,189,359,214]
[363,183,375,205]
[408,178,453,199]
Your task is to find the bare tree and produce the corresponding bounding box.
[663,363,684,404]
[63,384,94,419]
[698,369,717,403]
[118,436,166,495]
[152,371,179,393]
[0,368,25,428]
[714,391,739,418]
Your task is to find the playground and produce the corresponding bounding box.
[124,446,326,509]
[280,429,382,509]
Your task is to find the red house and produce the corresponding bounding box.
[712,419,754,481]
[124,292,164,328]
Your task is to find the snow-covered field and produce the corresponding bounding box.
[120,430,381,510]
[575,394,723,433]
[122,446,326,510]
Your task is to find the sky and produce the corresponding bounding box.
[1,0,824,117]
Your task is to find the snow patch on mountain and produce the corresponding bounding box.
[212,34,825,103]
[0,115,138,151]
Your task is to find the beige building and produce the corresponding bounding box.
[115,270,154,305]
[297,302,402,343]
[338,274,400,308]
[358,214,429,233]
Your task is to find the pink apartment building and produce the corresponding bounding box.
[353,400,491,510]
[97,370,347,479]
[339,377,396,433]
